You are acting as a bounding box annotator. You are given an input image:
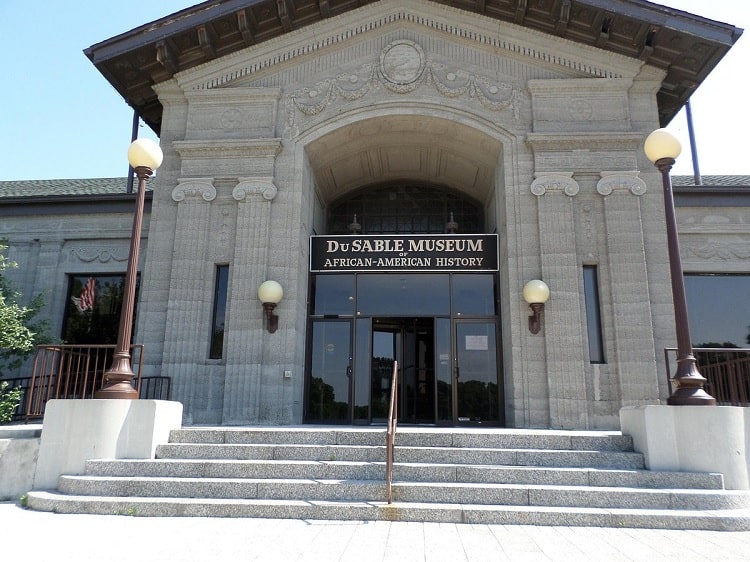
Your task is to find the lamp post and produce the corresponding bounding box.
[644,128,715,406]
[95,138,163,399]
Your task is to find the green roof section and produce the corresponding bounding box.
[672,175,750,187]
[0,178,130,198]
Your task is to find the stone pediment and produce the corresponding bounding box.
[174,0,642,95]
[164,1,647,148]
[87,0,741,133]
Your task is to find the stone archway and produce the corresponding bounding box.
[304,114,503,209]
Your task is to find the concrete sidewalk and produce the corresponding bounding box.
[4,502,750,561]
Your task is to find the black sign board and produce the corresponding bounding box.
[310,234,498,273]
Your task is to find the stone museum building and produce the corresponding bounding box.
[1,0,747,430]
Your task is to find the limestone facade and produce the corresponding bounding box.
[2,1,747,430]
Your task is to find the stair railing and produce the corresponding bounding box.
[385,360,399,504]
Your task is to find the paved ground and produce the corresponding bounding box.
[4,502,750,561]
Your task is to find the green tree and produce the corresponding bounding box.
[0,243,51,374]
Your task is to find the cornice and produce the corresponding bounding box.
[526,132,644,151]
[173,139,283,159]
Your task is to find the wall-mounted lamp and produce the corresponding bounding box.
[258,280,283,333]
[522,280,550,335]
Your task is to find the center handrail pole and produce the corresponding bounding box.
[385,360,398,504]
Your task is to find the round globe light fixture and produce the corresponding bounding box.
[522,280,550,335]
[127,138,164,171]
[644,128,681,164]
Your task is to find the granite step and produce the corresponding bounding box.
[24,427,750,530]
[166,428,634,451]
[26,492,750,531]
[55,475,747,510]
[155,443,645,469]
[83,457,721,489]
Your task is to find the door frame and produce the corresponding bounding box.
[452,318,504,426]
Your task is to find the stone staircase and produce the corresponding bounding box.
[26,427,750,530]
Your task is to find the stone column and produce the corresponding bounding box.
[596,172,659,406]
[530,173,589,429]
[161,179,216,420]
[222,178,278,424]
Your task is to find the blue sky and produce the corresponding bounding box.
[1,1,748,181]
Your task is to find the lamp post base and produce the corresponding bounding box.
[94,382,139,400]
[667,385,717,406]
[94,354,139,399]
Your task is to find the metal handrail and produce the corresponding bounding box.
[385,360,398,504]
[664,347,750,406]
[23,344,145,419]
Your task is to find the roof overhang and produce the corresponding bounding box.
[85,0,743,134]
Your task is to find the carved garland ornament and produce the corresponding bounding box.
[284,40,523,137]
[686,241,750,261]
[70,248,128,263]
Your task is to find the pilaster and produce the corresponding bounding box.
[162,179,216,417]
[531,173,589,429]
[596,172,659,406]
[222,178,278,424]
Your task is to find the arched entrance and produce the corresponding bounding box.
[305,188,501,426]
[301,114,505,427]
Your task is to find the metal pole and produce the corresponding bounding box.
[655,157,714,405]
[95,166,152,399]
[126,111,139,194]
[685,101,702,186]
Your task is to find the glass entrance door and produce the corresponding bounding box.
[455,321,501,425]
[305,320,352,422]
[371,318,435,424]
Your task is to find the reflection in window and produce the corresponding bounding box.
[327,184,483,234]
[63,274,134,344]
[452,274,496,316]
[311,275,355,316]
[685,274,750,348]
[356,274,450,316]
[209,265,229,359]
[306,320,351,423]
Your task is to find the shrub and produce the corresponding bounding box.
[0,381,23,424]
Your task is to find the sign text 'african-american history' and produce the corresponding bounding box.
[309,235,498,272]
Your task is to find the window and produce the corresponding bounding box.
[62,274,133,344]
[583,265,605,363]
[311,275,355,316]
[327,184,483,234]
[209,265,229,359]
[685,274,750,348]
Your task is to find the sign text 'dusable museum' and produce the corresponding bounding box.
[310,235,499,272]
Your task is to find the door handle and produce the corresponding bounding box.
[347,365,352,378]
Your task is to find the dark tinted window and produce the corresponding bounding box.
[685,274,750,348]
[311,275,355,316]
[451,274,496,316]
[356,274,450,316]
